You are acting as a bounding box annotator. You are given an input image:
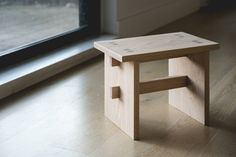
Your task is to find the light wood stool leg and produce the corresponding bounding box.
[104,54,140,139]
[168,52,209,125]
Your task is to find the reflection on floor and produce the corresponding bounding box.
[0,4,236,157]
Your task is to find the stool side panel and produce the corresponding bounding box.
[104,54,140,139]
[168,52,209,125]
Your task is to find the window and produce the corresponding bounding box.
[0,0,100,68]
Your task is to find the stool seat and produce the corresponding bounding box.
[94,32,219,62]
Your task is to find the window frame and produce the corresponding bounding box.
[0,0,100,69]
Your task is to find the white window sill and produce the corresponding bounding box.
[0,34,116,99]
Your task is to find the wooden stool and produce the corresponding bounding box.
[94,32,219,140]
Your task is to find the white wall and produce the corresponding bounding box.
[101,0,118,35]
[101,0,205,37]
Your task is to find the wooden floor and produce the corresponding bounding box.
[0,4,236,157]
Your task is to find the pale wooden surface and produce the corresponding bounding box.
[139,76,188,94]
[94,32,219,62]
[169,52,209,125]
[96,32,215,131]
[0,5,236,157]
[104,54,140,139]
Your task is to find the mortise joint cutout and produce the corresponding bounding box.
[111,86,120,99]
[111,58,120,67]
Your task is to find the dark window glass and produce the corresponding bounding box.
[0,0,87,55]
